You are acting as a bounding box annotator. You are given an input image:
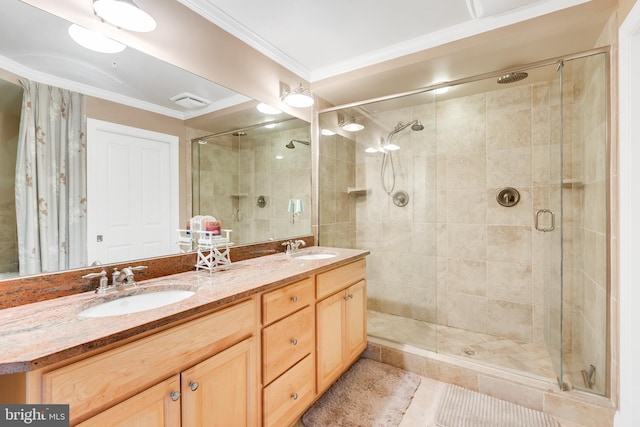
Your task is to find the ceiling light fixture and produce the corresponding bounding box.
[68,24,126,53]
[321,129,336,136]
[280,82,314,108]
[257,103,282,114]
[339,119,364,132]
[93,0,157,32]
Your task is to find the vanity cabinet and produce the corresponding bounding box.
[28,298,259,426]
[261,277,315,427]
[315,260,367,393]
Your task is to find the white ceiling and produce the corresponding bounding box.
[180,0,591,81]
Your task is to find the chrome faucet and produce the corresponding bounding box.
[112,265,148,289]
[281,239,306,255]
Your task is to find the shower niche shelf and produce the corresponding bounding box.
[347,187,369,195]
[562,179,584,189]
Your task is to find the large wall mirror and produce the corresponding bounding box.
[0,0,311,280]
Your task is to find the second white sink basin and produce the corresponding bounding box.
[292,251,338,260]
[79,290,195,318]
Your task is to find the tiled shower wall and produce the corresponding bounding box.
[320,56,607,393]
[194,126,311,245]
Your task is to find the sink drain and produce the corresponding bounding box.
[462,348,476,356]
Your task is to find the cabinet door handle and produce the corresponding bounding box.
[291,338,298,346]
[291,392,298,400]
[170,391,181,401]
[189,381,199,391]
[290,296,298,303]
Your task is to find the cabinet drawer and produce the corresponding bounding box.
[316,259,366,300]
[263,354,314,427]
[262,305,314,385]
[41,298,256,424]
[262,277,313,325]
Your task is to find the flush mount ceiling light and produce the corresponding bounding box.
[321,129,336,136]
[93,0,157,32]
[68,24,126,53]
[256,103,282,115]
[339,119,364,132]
[280,82,314,108]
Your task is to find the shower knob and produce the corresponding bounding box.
[496,187,520,207]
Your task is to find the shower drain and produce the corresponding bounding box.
[461,348,476,356]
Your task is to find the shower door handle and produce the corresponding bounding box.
[535,209,555,232]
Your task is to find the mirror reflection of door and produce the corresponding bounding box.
[87,119,179,265]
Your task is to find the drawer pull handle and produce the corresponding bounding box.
[189,381,199,391]
[291,392,298,400]
[291,296,298,303]
[170,391,181,401]
[291,338,298,346]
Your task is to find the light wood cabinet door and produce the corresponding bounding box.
[316,290,345,393]
[181,337,257,427]
[345,280,367,364]
[316,280,367,393]
[76,375,181,427]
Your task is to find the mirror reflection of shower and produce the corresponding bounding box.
[286,139,310,149]
[380,120,424,199]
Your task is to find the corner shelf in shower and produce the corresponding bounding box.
[347,187,369,195]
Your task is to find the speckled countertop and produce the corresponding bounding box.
[0,247,368,375]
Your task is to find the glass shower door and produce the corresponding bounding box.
[540,61,564,389]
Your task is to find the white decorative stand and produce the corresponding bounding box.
[177,229,234,273]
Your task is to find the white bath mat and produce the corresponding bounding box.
[434,384,560,427]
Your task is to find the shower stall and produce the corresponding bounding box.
[317,49,609,395]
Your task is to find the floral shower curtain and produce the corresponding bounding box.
[15,80,87,275]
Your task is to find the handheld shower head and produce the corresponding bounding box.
[391,119,424,135]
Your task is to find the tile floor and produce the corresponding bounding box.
[368,309,558,381]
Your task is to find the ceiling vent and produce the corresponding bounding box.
[169,92,211,109]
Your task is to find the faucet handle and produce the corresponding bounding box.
[294,240,306,247]
[129,265,148,272]
[82,270,107,279]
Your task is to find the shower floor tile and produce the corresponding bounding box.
[367,310,557,381]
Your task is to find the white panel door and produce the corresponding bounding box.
[87,119,179,265]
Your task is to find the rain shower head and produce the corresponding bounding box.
[286,139,310,149]
[497,72,528,84]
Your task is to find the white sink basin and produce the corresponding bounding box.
[292,252,338,260]
[79,290,195,318]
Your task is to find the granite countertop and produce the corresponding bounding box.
[0,247,369,374]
